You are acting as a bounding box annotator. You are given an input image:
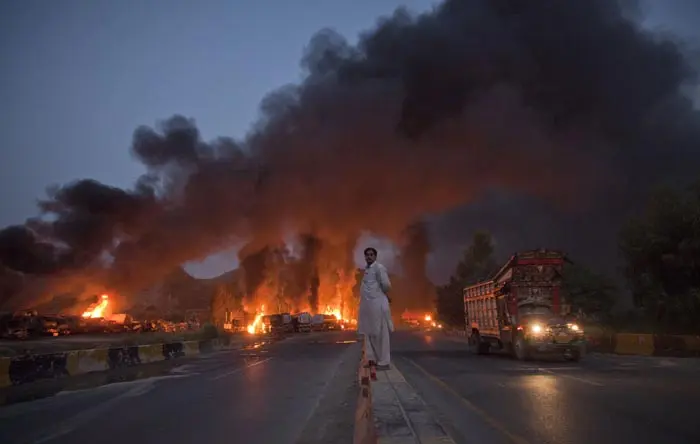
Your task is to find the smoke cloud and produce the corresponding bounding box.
[397,221,435,312]
[2,0,700,309]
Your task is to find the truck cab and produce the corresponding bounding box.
[464,249,585,361]
[293,312,312,333]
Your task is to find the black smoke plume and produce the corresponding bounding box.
[299,234,322,312]
[238,244,271,303]
[397,221,435,311]
[2,0,700,309]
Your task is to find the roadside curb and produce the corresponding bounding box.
[353,336,455,444]
[371,365,456,444]
[353,337,377,444]
[0,336,250,405]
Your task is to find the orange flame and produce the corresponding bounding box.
[324,306,342,321]
[247,306,265,334]
[82,294,109,318]
[424,314,432,322]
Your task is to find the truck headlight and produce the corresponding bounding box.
[568,323,581,332]
[530,323,543,334]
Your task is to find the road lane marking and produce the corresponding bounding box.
[404,357,533,444]
[533,366,582,371]
[209,357,272,381]
[536,367,604,386]
[32,379,163,443]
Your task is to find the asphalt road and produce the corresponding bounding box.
[0,331,360,444]
[392,331,700,444]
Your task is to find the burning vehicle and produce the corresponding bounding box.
[281,313,294,333]
[322,314,341,331]
[263,314,285,335]
[311,314,325,331]
[293,312,312,333]
[82,294,110,319]
[0,312,74,339]
[400,310,442,330]
[246,308,266,335]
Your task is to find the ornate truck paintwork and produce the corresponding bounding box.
[464,249,585,361]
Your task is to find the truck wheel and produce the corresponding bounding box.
[512,334,531,361]
[564,345,585,362]
[565,352,580,362]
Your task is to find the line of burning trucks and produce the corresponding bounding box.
[1,291,355,341]
[0,294,202,340]
[227,306,357,336]
[235,308,442,336]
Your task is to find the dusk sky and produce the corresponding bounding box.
[1,0,698,278]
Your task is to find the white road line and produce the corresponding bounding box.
[509,366,582,372]
[537,367,604,386]
[32,379,164,443]
[209,357,272,381]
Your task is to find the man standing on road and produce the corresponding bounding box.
[358,247,394,370]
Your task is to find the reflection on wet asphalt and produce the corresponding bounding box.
[393,331,700,444]
[0,331,360,444]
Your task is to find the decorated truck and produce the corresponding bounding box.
[464,249,585,361]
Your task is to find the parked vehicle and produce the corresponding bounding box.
[293,312,312,333]
[1,316,29,339]
[322,315,341,331]
[263,314,285,335]
[40,316,62,336]
[311,314,325,331]
[281,313,294,333]
[464,249,585,361]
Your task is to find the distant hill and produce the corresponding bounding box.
[160,267,211,311]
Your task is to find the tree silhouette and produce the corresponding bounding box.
[619,182,700,332]
[436,231,497,327]
[561,263,616,321]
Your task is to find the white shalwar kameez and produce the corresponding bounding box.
[358,262,393,366]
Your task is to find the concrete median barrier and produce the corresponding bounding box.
[443,327,699,357]
[610,333,700,357]
[359,334,456,443]
[0,335,249,403]
[138,343,166,364]
[614,333,655,356]
[7,352,71,385]
[183,340,201,356]
[682,335,700,353]
[652,334,700,357]
[353,336,376,444]
[67,348,109,374]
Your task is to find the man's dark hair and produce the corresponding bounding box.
[364,247,378,256]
